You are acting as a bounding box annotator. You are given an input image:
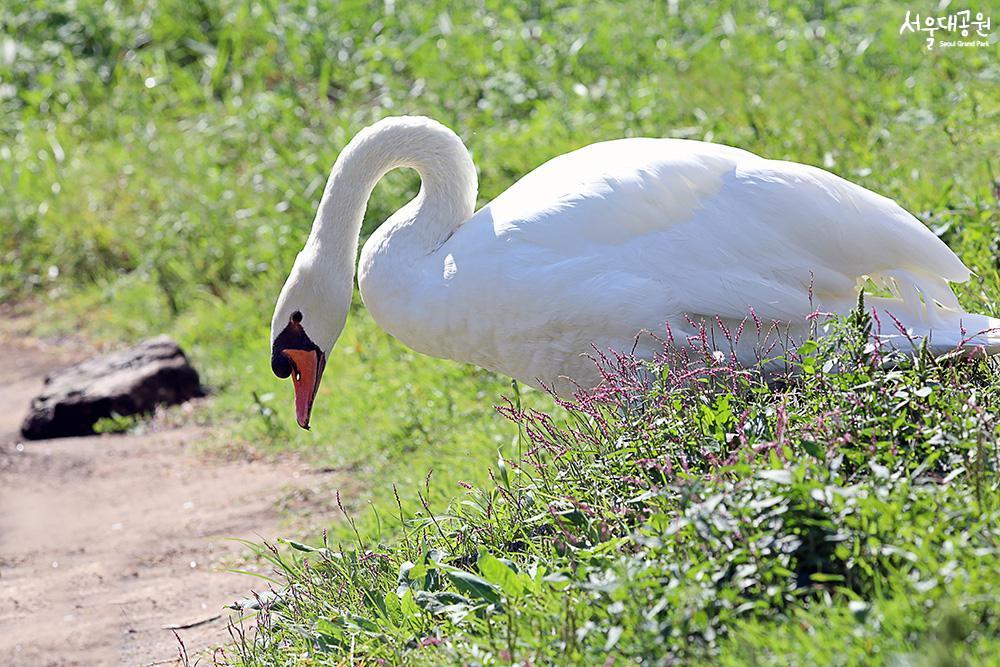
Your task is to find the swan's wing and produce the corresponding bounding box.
[438,138,976,388]
[480,138,969,324]
[484,138,748,254]
[651,157,969,323]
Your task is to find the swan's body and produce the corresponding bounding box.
[271,116,998,427]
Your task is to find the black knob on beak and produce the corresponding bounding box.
[271,351,292,378]
[271,310,317,379]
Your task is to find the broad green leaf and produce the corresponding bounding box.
[478,551,525,597]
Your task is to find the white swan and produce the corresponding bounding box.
[270,116,998,428]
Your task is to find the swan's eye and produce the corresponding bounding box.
[291,310,303,323]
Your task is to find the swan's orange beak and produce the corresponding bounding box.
[282,348,326,430]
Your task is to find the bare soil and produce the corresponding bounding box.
[0,334,340,666]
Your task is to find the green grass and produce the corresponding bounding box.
[2,0,998,663]
[225,310,999,665]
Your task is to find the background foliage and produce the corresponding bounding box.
[2,0,998,663]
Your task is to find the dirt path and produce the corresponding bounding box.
[0,336,339,666]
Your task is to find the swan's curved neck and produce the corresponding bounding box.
[309,117,478,272]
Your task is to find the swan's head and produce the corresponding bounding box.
[270,246,353,430]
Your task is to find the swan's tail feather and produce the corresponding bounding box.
[862,270,999,356]
[959,314,1000,355]
[868,306,999,356]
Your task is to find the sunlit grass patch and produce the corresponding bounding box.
[224,311,998,665]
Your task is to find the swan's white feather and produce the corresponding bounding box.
[375,137,991,391]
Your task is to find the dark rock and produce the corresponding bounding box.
[20,336,204,440]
